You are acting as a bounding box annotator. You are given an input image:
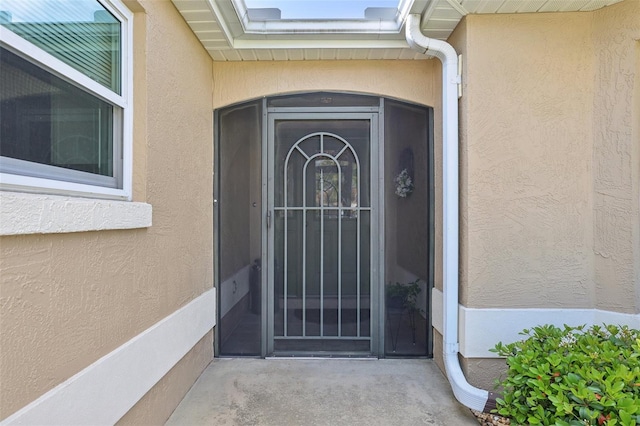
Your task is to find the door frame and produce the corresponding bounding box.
[263,109,385,357]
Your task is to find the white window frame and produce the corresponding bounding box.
[0,0,134,201]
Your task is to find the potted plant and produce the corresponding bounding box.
[386,279,423,345]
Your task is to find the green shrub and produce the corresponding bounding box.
[491,324,640,426]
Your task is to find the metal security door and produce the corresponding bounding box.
[267,113,379,355]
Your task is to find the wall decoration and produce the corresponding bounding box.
[395,148,414,198]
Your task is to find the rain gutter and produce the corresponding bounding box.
[405,13,497,413]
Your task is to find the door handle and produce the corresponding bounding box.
[266,210,272,228]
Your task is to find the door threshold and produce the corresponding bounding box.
[266,353,377,359]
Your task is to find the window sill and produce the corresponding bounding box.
[0,191,152,236]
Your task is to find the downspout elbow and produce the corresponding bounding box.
[446,350,499,413]
[405,16,429,55]
[405,14,457,66]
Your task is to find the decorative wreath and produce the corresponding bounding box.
[394,168,414,198]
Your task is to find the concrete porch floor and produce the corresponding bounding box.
[166,358,478,425]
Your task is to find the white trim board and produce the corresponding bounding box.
[431,288,640,358]
[0,192,152,235]
[1,289,216,425]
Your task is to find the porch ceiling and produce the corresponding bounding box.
[171,0,623,61]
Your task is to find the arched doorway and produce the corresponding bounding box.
[216,92,433,357]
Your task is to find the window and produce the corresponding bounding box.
[243,0,399,20]
[0,0,132,199]
[232,0,413,34]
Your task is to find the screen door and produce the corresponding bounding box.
[267,113,379,355]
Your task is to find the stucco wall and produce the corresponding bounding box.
[455,3,639,313]
[0,0,214,420]
[450,0,639,388]
[592,0,640,314]
[457,11,596,310]
[212,60,439,109]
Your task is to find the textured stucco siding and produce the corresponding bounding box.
[459,12,596,309]
[0,0,214,421]
[212,60,440,109]
[451,0,639,390]
[592,0,640,314]
[454,2,638,314]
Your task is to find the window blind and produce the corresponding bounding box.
[0,0,121,94]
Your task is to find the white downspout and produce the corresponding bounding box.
[405,13,496,413]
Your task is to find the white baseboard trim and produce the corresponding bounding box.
[1,288,216,425]
[431,288,640,358]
